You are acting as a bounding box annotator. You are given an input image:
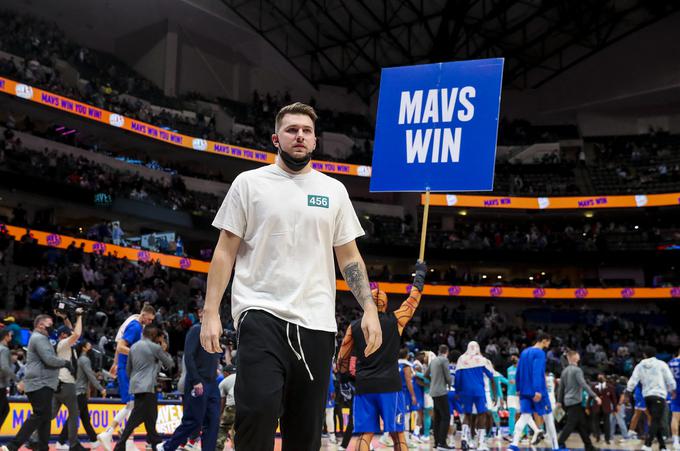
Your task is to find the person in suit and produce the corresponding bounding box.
[113,325,174,451]
[591,373,618,444]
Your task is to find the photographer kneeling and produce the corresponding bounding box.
[0,314,73,451]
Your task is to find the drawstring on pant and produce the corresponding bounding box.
[286,323,314,381]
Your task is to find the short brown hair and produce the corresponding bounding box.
[275,102,318,131]
[567,350,579,359]
[141,303,156,315]
[34,314,51,329]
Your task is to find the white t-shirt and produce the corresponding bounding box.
[212,164,364,332]
[57,339,75,383]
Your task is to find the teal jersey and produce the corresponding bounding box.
[494,373,508,399]
[416,371,431,394]
[506,365,518,396]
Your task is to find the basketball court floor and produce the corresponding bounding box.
[16,435,660,450]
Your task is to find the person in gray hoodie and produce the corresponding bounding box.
[1,314,71,451]
[626,346,677,451]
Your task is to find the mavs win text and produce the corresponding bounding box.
[398,87,475,164]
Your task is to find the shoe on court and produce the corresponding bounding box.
[125,440,137,451]
[56,442,69,450]
[532,430,545,445]
[379,434,394,446]
[477,442,489,451]
[507,446,520,451]
[97,431,114,451]
[89,441,103,449]
[156,443,165,451]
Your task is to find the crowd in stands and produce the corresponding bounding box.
[1,124,221,216]
[3,10,680,197]
[0,223,678,400]
[591,130,680,194]
[0,10,221,138]
[360,212,680,256]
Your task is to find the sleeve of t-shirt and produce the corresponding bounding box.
[122,321,141,346]
[212,175,247,238]
[219,379,229,397]
[333,185,364,247]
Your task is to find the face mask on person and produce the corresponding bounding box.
[276,137,312,171]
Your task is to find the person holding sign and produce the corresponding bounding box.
[200,102,382,450]
[336,263,426,451]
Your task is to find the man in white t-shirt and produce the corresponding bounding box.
[200,102,382,450]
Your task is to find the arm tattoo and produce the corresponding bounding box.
[342,262,372,310]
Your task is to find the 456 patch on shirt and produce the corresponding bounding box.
[308,195,329,208]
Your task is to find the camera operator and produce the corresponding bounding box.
[0,329,16,429]
[0,314,72,451]
[57,340,106,448]
[50,308,86,451]
[113,325,174,451]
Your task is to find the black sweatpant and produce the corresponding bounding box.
[558,404,594,451]
[433,394,450,447]
[58,394,98,443]
[114,392,161,451]
[234,310,335,451]
[644,395,666,449]
[0,388,9,430]
[7,387,54,451]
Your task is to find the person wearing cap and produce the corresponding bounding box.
[57,340,106,449]
[216,364,237,450]
[51,308,85,451]
[2,318,21,348]
[158,300,220,451]
[0,328,15,430]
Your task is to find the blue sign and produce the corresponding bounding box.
[370,58,504,192]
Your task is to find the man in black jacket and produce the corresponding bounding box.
[159,301,220,451]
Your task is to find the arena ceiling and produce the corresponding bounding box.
[221,0,680,101]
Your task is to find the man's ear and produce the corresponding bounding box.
[272,134,280,148]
